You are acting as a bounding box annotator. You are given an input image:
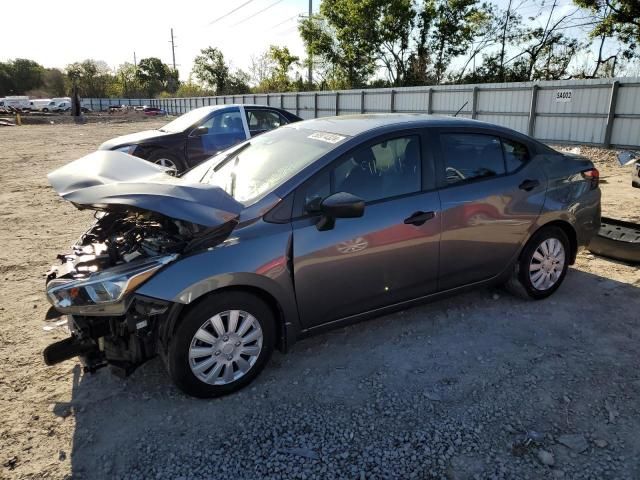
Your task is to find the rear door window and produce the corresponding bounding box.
[440,133,505,185]
[502,138,530,172]
[245,109,284,136]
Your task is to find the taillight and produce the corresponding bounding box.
[581,168,599,189]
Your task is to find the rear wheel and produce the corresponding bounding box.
[168,292,276,398]
[505,226,570,300]
[148,150,184,175]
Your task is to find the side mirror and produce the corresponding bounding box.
[316,192,365,231]
[618,151,638,167]
[193,126,209,136]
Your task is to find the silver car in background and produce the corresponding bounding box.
[42,115,601,397]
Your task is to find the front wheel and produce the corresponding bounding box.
[147,150,185,175]
[505,226,570,300]
[167,292,276,398]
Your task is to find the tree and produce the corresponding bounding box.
[430,0,489,83]
[263,46,299,91]
[299,0,381,88]
[43,68,66,96]
[0,59,45,95]
[66,60,114,97]
[377,0,417,86]
[136,57,175,97]
[192,47,230,94]
[574,0,640,61]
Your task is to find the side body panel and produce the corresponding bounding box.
[136,220,301,335]
[434,129,547,290]
[292,192,441,328]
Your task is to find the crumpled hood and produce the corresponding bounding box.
[48,151,243,227]
[98,129,173,150]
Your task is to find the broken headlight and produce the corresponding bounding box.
[47,255,176,310]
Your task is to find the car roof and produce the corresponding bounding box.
[285,113,513,137]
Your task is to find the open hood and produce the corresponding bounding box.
[48,151,243,228]
[97,129,173,150]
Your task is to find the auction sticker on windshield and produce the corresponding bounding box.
[308,132,346,144]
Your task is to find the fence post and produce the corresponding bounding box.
[314,92,318,118]
[90,99,93,110]
[471,86,479,119]
[427,88,432,114]
[527,85,539,137]
[604,80,619,147]
[295,93,299,116]
[390,89,396,113]
[281,94,284,109]
[335,92,340,116]
[99,98,102,111]
[360,90,365,113]
[253,94,257,104]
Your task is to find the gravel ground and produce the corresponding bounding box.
[0,122,639,480]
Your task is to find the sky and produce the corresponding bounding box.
[1,0,311,80]
[0,0,627,81]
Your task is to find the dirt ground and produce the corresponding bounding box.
[0,121,639,479]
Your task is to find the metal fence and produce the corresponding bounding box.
[84,77,640,148]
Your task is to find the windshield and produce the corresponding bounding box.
[159,106,224,133]
[183,127,348,204]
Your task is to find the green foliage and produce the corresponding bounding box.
[573,0,639,59]
[66,60,115,97]
[192,47,229,94]
[0,58,45,95]
[135,57,177,97]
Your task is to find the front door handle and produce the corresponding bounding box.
[404,211,435,226]
[519,179,540,191]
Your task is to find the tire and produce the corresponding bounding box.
[147,150,185,175]
[167,291,276,398]
[505,226,570,300]
[42,108,49,112]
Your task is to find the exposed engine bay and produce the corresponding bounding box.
[43,210,234,377]
[47,210,203,282]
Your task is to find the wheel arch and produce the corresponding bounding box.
[163,284,295,354]
[528,220,578,264]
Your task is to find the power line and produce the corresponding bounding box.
[233,0,285,26]
[208,0,256,25]
[270,13,301,30]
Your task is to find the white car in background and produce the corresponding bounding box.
[30,99,57,112]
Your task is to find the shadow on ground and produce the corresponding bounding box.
[53,268,640,479]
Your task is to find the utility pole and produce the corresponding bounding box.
[308,0,313,87]
[170,28,177,71]
[133,51,137,69]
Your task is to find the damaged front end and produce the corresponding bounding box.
[43,151,242,376]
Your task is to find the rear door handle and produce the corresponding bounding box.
[519,179,540,191]
[404,211,435,226]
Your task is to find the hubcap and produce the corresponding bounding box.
[529,238,566,291]
[188,310,263,386]
[154,157,178,175]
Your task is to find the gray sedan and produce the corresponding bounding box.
[43,114,601,397]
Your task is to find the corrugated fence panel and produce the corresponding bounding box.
[431,88,473,115]
[395,91,429,112]
[338,92,361,113]
[86,77,640,147]
[476,114,528,133]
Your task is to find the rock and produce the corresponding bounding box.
[537,449,555,467]
[537,449,555,466]
[423,390,442,402]
[447,454,484,479]
[594,439,608,449]
[278,447,319,460]
[557,434,588,453]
